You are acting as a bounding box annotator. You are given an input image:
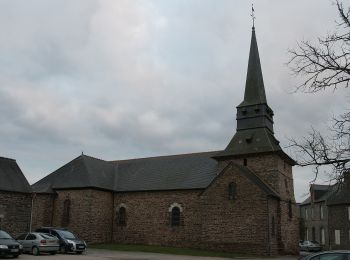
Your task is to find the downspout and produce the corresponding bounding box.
[50,193,57,226]
[111,191,115,243]
[29,193,36,232]
[327,206,331,250]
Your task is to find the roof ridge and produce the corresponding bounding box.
[0,156,16,162]
[111,150,221,164]
[81,154,108,163]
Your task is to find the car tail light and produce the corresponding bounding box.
[40,240,47,244]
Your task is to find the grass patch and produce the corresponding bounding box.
[89,243,255,258]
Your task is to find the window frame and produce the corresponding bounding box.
[118,207,127,226]
[171,207,181,227]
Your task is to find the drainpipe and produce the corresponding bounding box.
[111,191,115,243]
[29,193,36,232]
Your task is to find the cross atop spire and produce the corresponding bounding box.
[251,4,256,29]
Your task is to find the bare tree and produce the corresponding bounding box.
[288,0,350,181]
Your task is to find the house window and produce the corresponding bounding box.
[320,205,324,220]
[305,228,308,241]
[348,207,350,221]
[62,199,71,227]
[320,227,325,245]
[271,216,275,237]
[288,200,293,219]
[243,158,247,166]
[335,230,341,245]
[171,207,181,227]
[305,208,308,220]
[118,207,126,226]
[228,182,237,200]
[311,207,314,220]
[312,227,316,241]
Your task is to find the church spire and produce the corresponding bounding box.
[213,26,285,161]
[239,27,267,107]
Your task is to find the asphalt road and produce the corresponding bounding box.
[4,248,301,260]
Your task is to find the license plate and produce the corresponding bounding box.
[10,249,18,252]
[77,246,84,249]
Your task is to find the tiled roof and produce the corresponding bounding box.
[32,152,278,198]
[0,156,31,193]
[326,183,350,206]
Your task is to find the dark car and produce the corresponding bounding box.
[35,227,86,254]
[0,230,23,258]
[300,250,350,260]
[299,240,322,252]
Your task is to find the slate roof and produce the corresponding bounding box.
[32,151,279,198]
[113,151,224,192]
[32,155,115,193]
[0,156,31,193]
[299,184,340,206]
[213,128,283,159]
[238,27,266,107]
[326,183,350,206]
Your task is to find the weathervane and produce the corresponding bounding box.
[251,4,256,28]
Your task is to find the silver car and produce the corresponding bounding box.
[16,232,59,255]
[300,250,350,260]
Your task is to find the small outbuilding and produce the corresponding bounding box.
[0,156,32,237]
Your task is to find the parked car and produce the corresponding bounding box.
[299,250,350,259]
[16,232,59,255]
[299,240,322,252]
[35,227,86,254]
[0,230,23,258]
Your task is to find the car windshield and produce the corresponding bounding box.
[0,230,12,239]
[57,230,76,239]
[39,233,55,239]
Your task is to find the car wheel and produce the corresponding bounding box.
[76,251,83,255]
[32,246,40,256]
[50,251,57,255]
[12,255,19,259]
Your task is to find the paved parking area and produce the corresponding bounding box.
[8,249,300,260]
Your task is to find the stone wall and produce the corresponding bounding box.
[31,193,56,230]
[113,190,202,248]
[0,191,32,237]
[278,200,299,254]
[232,154,299,255]
[200,163,274,255]
[50,189,113,244]
[328,204,350,250]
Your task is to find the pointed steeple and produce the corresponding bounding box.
[239,27,267,107]
[213,27,289,161]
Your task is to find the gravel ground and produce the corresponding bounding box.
[5,248,302,260]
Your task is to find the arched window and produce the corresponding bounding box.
[118,207,126,226]
[228,182,237,200]
[171,207,181,227]
[62,199,71,227]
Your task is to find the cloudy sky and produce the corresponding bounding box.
[0,0,348,202]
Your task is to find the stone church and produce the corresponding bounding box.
[31,27,299,256]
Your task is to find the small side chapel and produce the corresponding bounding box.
[31,26,299,256]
